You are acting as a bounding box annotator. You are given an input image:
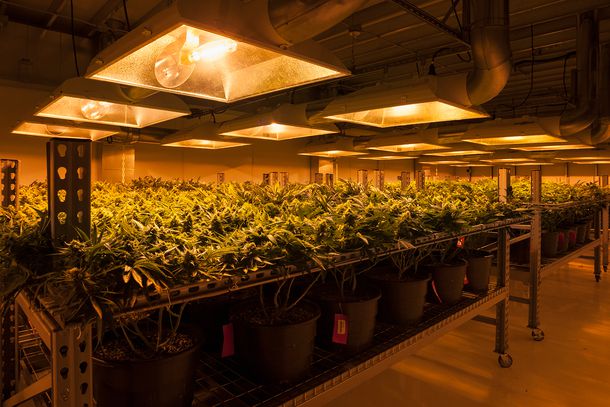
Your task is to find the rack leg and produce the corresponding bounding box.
[595,210,602,282]
[51,324,93,407]
[602,203,608,273]
[528,170,544,340]
[495,225,512,367]
[0,301,17,401]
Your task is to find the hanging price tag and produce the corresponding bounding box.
[457,236,466,248]
[332,314,349,345]
[221,323,235,358]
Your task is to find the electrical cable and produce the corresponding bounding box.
[122,0,131,31]
[513,24,535,109]
[70,0,79,76]
[451,0,463,34]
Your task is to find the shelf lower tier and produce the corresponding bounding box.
[193,286,508,407]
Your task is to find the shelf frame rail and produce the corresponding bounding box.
[1,159,19,403]
[528,170,543,338]
[495,168,511,358]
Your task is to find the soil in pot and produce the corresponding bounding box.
[465,253,493,293]
[425,259,467,305]
[93,333,200,407]
[230,300,320,384]
[366,268,429,326]
[576,223,588,244]
[557,230,569,253]
[310,283,380,353]
[541,231,560,258]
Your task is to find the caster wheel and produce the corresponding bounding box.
[604,266,608,273]
[531,328,545,341]
[596,275,601,282]
[498,353,513,368]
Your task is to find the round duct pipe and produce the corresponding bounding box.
[466,0,512,105]
[268,0,370,44]
[577,42,610,145]
[560,11,598,136]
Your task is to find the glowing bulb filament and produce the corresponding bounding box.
[80,100,111,120]
[185,39,238,63]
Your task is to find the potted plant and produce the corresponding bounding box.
[541,209,561,257]
[424,240,467,305]
[366,248,430,325]
[462,234,494,293]
[309,264,381,353]
[230,274,322,383]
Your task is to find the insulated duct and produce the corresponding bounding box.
[559,11,598,136]
[268,0,370,44]
[577,42,610,145]
[465,0,512,105]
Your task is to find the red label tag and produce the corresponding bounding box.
[464,275,470,285]
[431,280,443,303]
[221,323,234,358]
[332,314,349,344]
[457,236,465,248]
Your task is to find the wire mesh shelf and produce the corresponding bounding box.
[192,288,498,407]
[17,321,52,406]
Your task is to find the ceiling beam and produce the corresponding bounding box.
[86,0,124,36]
[40,0,66,39]
[388,0,468,46]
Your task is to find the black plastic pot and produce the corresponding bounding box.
[541,231,559,258]
[93,340,200,407]
[426,259,467,305]
[466,254,493,293]
[310,284,380,353]
[510,239,530,264]
[557,230,569,253]
[567,227,577,250]
[576,223,588,244]
[231,300,320,384]
[367,271,430,326]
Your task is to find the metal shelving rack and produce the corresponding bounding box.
[1,149,520,407]
[509,170,609,342]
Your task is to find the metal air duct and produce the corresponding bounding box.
[466,0,512,105]
[269,0,370,45]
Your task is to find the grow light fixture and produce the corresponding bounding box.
[573,161,610,164]
[35,78,190,128]
[298,139,365,158]
[162,123,250,149]
[511,144,594,152]
[364,131,449,153]
[424,149,491,157]
[85,0,348,102]
[481,158,533,163]
[219,104,337,141]
[357,155,417,160]
[418,160,464,165]
[512,162,555,166]
[464,135,566,146]
[312,76,488,128]
[451,163,493,167]
[12,118,119,141]
[462,117,568,146]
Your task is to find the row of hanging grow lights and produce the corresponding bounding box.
[9,0,603,164]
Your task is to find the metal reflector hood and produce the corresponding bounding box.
[35,78,190,128]
[463,117,567,146]
[85,0,348,102]
[311,75,489,128]
[162,123,250,149]
[363,130,449,152]
[299,138,365,158]
[12,117,119,141]
[219,104,337,140]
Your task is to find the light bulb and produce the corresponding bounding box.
[386,104,418,117]
[80,100,111,120]
[45,125,68,135]
[155,29,238,89]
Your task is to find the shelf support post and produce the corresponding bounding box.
[495,168,510,355]
[600,175,608,273]
[528,170,542,331]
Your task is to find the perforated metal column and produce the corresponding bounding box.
[0,303,16,401]
[495,169,511,355]
[51,325,93,407]
[46,139,91,243]
[325,173,334,187]
[372,170,384,189]
[0,159,19,208]
[529,170,542,330]
[357,169,368,186]
[400,171,410,190]
[415,170,425,190]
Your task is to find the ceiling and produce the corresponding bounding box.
[1,0,610,135]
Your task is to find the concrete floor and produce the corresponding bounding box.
[331,254,610,407]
